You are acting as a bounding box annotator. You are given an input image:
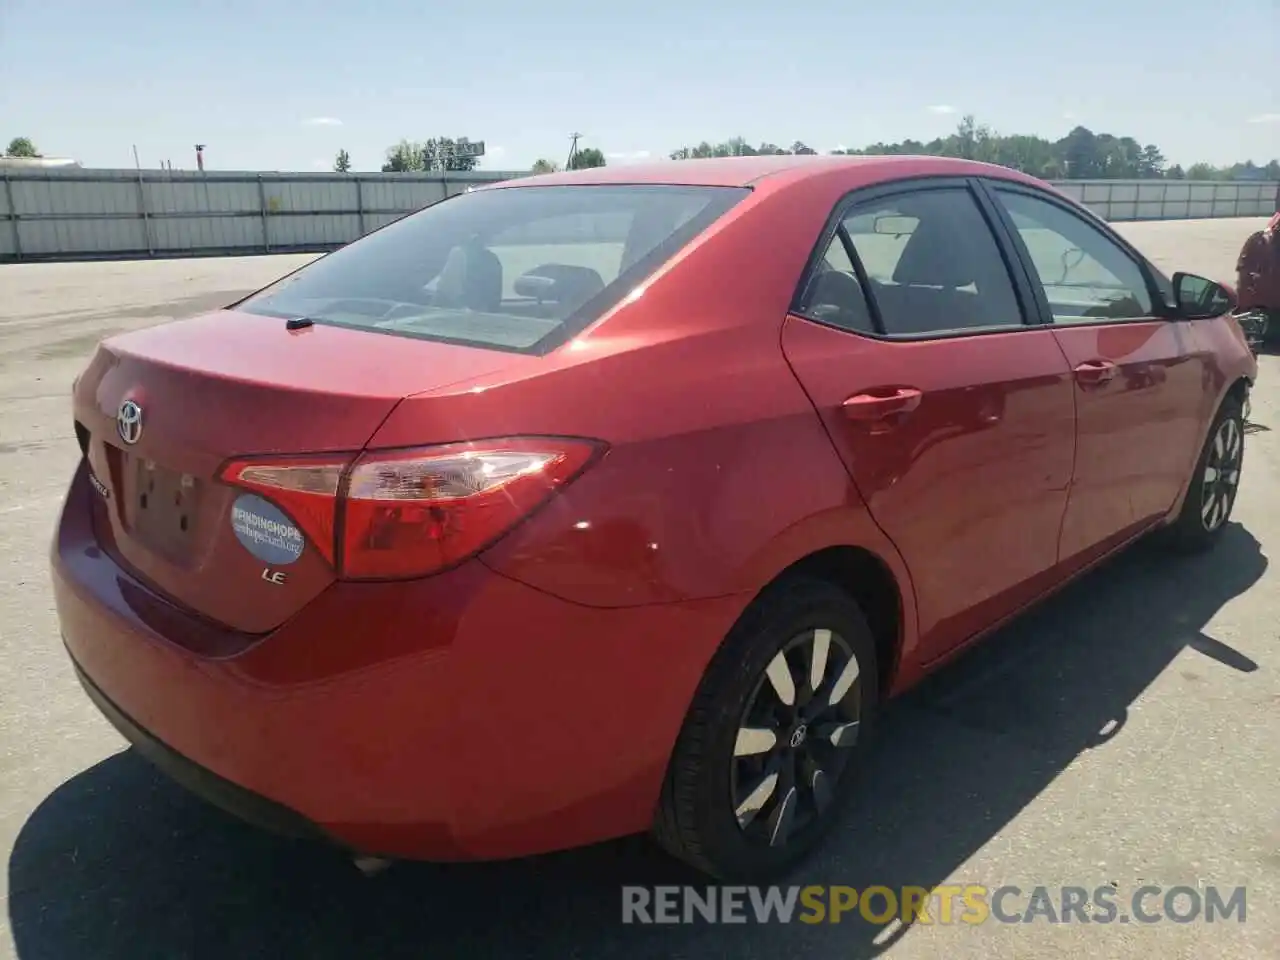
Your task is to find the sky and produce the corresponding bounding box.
[1,0,1276,173]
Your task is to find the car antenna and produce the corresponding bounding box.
[286,316,314,330]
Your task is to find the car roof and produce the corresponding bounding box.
[491,154,1045,190]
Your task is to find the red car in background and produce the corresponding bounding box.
[1235,210,1280,345]
[52,155,1256,881]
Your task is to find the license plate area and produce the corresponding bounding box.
[122,454,204,561]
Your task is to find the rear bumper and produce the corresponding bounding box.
[52,460,747,860]
[70,655,329,844]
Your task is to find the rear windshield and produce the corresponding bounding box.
[238,183,749,354]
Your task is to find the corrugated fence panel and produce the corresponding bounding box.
[363,211,409,233]
[264,179,359,213]
[359,178,450,215]
[13,176,139,217]
[267,214,362,248]
[0,177,13,259]
[150,216,262,253]
[147,179,258,215]
[20,215,147,255]
[1,168,1274,262]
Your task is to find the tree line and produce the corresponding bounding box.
[665,117,1280,182]
[373,138,486,173]
[341,139,609,173]
[8,125,1274,182]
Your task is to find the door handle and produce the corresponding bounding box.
[1073,359,1117,386]
[842,387,923,421]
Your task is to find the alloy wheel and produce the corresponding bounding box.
[1201,415,1242,532]
[730,628,862,849]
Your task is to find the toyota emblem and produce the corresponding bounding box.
[117,400,143,445]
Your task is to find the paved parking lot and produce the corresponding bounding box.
[1,220,1277,960]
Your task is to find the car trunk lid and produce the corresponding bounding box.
[73,308,519,634]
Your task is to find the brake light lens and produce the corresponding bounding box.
[219,437,602,580]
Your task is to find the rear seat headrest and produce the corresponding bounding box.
[513,264,606,304]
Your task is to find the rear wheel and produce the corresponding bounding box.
[1159,394,1245,553]
[652,578,878,881]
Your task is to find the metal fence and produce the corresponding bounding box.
[0,167,522,262]
[1053,179,1277,223]
[1,167,1275,263]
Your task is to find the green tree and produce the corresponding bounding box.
[382,140,424,172]
[531,158,559,174]
[670,139,792,160]
[423,138,481,172]
[380,137,483,173]
[668,119,1278,181]
[568,147,606,170]
[670,120,1280,181]
[5,137,39,157]
[333,149,351,173]
[1138,144,1166,178]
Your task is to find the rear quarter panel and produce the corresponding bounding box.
[366,171,918,636]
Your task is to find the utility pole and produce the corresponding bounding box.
[566,132,581,171]
[194,144,206,172]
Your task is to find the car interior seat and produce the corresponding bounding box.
[512,264,606,316]
[882,216,1013,331]
[433,243,504,312]
[802,267,875,332]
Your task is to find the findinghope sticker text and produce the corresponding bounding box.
[230,493,305,565]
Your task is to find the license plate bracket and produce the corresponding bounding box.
[124,455,203,558]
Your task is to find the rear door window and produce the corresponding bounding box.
[795,232,876,334]
[840,188,1027,337]
[239,184,747,354]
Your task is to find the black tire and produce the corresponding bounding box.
[652,577,879,881]
[1158,393,1245,553]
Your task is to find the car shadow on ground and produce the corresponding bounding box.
[7,524,1267,960]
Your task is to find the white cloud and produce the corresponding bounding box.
[1063,111,1077,120]
[302,117,343,127]
[485,145,505,157]
[927,104,957,115]
[1247,112,1280,124]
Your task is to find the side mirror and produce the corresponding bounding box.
[1173,272,1235,319]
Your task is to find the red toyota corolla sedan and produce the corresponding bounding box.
[52,155,1256,881]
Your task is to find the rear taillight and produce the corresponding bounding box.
[219,437,602,580]
[222,455,347,564]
